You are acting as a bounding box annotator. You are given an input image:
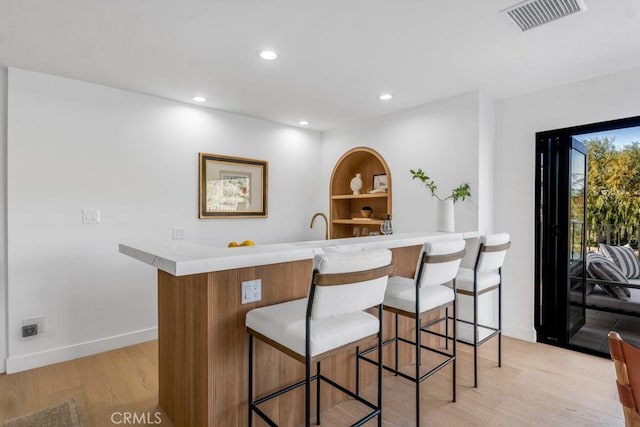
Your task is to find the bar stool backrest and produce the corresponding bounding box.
[460,237,480,269]
[476,233,510,273]
[416,239,466,287]
[310,248,392,320]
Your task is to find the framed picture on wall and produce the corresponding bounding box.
[199,153,268,218]
[372,174,388,191]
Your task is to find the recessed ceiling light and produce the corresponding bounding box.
[298,120,309,126]
[259,50,278,60]
[192,96,207,103]
[378,93,393,101]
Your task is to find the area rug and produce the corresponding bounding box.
[0,399,82,427]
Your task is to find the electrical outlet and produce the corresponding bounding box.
[22,316,44,337]
[241,279,262,304]
[172,227,185,240]
[22,324,37,337]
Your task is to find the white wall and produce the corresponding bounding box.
[322,91,483,234]
[6,68,323,372]
[0,68,7,373]
[478,92,495,235]
[495,66,640,342]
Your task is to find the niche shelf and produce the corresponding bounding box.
[329,147,392,239]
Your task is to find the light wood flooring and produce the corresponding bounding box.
[0,337,624,426]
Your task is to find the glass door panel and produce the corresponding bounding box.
[568,140,586,338]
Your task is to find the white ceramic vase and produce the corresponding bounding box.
[437,199,455,232]
[350,173,363,195]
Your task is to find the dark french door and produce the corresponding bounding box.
[535,133,587,345]
[536,116,640,355]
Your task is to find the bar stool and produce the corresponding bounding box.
[246,248,393,426]
[357,239,465,426]
[608,331,640,426]
[455,232,510,387]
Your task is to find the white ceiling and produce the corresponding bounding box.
[0,0,639,131]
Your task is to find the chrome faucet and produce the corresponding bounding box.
[310,212,329,240]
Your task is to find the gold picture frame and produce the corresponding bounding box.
[199,153,268,218]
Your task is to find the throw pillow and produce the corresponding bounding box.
[600,243,640,279]
[586,252,630,300]
[569,258,594,295]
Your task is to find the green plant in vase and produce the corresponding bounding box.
[409,169,471,202]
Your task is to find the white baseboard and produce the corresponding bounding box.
[0,357,5,374]
[5,327,158,374]
[503,326,536,343]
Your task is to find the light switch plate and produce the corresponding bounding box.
[82,208,100,224]
[172,227,185,240]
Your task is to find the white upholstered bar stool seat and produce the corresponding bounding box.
[246,298,380,358]
[384,276,455,314]
[246,248,393,427]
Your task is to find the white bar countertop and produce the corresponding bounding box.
[119,232,476,276]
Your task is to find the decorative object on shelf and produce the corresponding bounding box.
[367,188,387,194]
[409,168,471,232]
[372,174,388,191]
[199,153,268,218]
[380,215,393,235]
[360,206,373,218]
[350,173,363,195]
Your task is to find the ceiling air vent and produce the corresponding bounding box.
[501,0,587,32]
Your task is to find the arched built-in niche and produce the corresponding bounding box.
[329,147,392,239]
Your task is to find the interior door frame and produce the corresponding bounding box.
[535,134,586,345]
[535,115,640,355]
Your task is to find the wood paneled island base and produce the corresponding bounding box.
[157,246,436,426]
